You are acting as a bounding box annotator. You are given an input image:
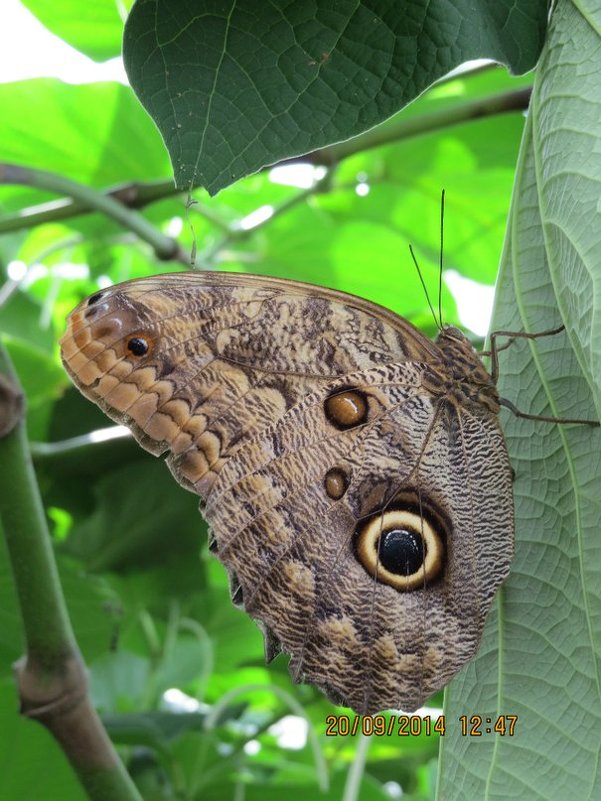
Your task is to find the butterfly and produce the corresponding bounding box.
[60,271,514,714]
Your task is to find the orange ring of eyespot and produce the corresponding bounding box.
[126,332,154,358]
[355,509,444,591]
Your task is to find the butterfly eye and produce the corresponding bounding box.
[324,388,369,429]
[355,508,445,591]
[127,336,152,357]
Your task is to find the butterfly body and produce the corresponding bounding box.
[60,272,513,713]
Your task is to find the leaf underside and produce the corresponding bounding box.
[123,0,547,193]
[438,3,601,799]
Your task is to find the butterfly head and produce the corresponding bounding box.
[432,325,500,411]
[59,285,162,393]
[435,323,471,348]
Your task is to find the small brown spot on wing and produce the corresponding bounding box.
[324,467,350,500]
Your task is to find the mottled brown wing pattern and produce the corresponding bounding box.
[60,272,514,714]
[61,274,433,496]
[207,365,513,712]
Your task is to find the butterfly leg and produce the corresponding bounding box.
[486,325,565,384]
[486,325,599,426]
[499,397,598,426]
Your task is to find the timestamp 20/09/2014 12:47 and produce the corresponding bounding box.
[324,714,519,737]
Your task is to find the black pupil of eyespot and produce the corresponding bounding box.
[377,528,424,576]
[87,291,104,305]
[128,337,148,356]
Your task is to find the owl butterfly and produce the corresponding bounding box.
[60,271,514,714]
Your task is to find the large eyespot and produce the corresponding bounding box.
[324,387,369,430]
[354,500,445,591]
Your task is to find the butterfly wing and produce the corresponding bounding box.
[207,363,513,713]
[60,272,437,494]
[60,271,513,712]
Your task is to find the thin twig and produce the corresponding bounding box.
[0,163,188,263]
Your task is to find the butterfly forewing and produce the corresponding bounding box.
[60,271,514,713]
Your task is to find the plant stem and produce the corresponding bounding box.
[0,347,74,663]
[0,342,143,801]
[0,178,177,234]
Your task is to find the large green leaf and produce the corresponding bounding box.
[21,0,132,61]
[438,2,601,798]
[0,680,86,801]
[123,0,547,193]
[62,458,202,573]
[0,80,170,190]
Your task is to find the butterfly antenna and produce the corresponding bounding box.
[409,244,441,331]
[438,189,445,329]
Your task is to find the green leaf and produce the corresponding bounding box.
[0,291,52,353]
[21,0,132,61]
[0,680,86,801]
[155,634,213,691]
[90,650,151,712]
[534,8,601,415]
[0,79,170,189]
[123,0,547,193]
[438,3,601,798]
[62,457,202,573]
